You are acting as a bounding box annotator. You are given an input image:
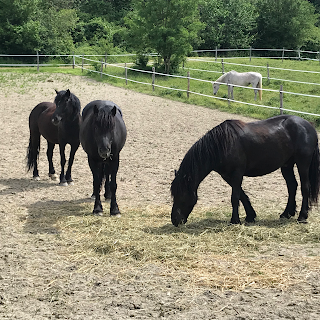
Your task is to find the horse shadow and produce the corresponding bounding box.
[0,177,56,195]
[146,215,295,237]
[24,198,92,234]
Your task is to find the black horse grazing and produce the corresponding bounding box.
[80,100,127,215]
[171,115,320,226]
[26,89,81,186]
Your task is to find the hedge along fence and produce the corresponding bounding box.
[74,54,320,118]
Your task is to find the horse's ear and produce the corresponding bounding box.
[65,89,71,98]
[174,169,177,176]
[93,104,99,114]
[55,89,59,94]
[111,106,117,117]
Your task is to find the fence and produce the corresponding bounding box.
[1,49,320,117]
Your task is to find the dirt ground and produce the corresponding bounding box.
[0,72,320,319]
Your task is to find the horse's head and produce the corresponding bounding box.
[93,104,117,160]
[52,89,73,125]
[212,82,219,95]
[171,170,197,227]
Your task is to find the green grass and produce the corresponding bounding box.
[1,56,320,126]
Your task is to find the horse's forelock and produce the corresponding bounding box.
[94,108,115,131]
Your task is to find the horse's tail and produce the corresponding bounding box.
[26,107,42,172]
[309,144,320,206]
[258,77,262,101]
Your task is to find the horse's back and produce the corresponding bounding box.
[239,115,317,176]
[29,102,58,143]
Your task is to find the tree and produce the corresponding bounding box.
[199,0,257,49]
[255,0,320,49]
[124,0,204,73]
[0,0,42,54]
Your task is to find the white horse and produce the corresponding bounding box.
[212,70,262,101]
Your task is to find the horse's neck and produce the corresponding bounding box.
[217,72,229,83]
[183,144,216,190]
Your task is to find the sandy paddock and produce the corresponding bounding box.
[0,72,319,319]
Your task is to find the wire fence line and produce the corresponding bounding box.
[75,55,320,118]
[1,49,320,117]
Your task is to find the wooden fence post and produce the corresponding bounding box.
[36,50,39,72]
[81,54,84,73]
[152,67,155,91]
[187,71,190,98]
[249,46,252,62]
[100,58,103,78]
[279,84,283,114]
[282,47,285,62]
[221,59,224,74]
[297,48,301,60]
[215,46,218,61]
[125,62,128,85]
[227,81,231,106]
[267,63,270,83]
[104,52,107,69]
[72,52,75,69]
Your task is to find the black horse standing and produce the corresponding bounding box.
[80,100,127,215]
[171,115,320,226]
[26,89,81,185]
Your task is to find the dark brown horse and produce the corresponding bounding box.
[26,90,81,186]
[171,115,320,226]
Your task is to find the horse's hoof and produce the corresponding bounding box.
[67,181,74,186]
[33,176,40,181]
[230,219,241,225]
[297,217,308,224]
[59,181,68,187]
[280,213,290,219]
[49,173,59,181]
[93,210,103,216]
[111,213,121,218]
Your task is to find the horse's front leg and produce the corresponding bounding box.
[109,156,121,216]
[240,189,256,223]
[223,173,243,224]
[88,157,104,215]
[65,142,80,185]
[58,143,68,186]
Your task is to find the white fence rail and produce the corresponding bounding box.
[1,50,320,117]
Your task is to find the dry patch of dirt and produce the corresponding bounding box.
[0,72,319,319]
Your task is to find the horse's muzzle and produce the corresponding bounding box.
[98,147,112,160]
[51,115,62,125]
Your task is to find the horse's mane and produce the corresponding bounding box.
[94,107,115,132]
[171,120,245,197]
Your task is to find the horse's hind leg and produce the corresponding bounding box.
[280,164,298,219]
[65,142,80,185]
[47,142,58,181]
[296,161,312,222]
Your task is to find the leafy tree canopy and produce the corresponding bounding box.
[124,0,204,73]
